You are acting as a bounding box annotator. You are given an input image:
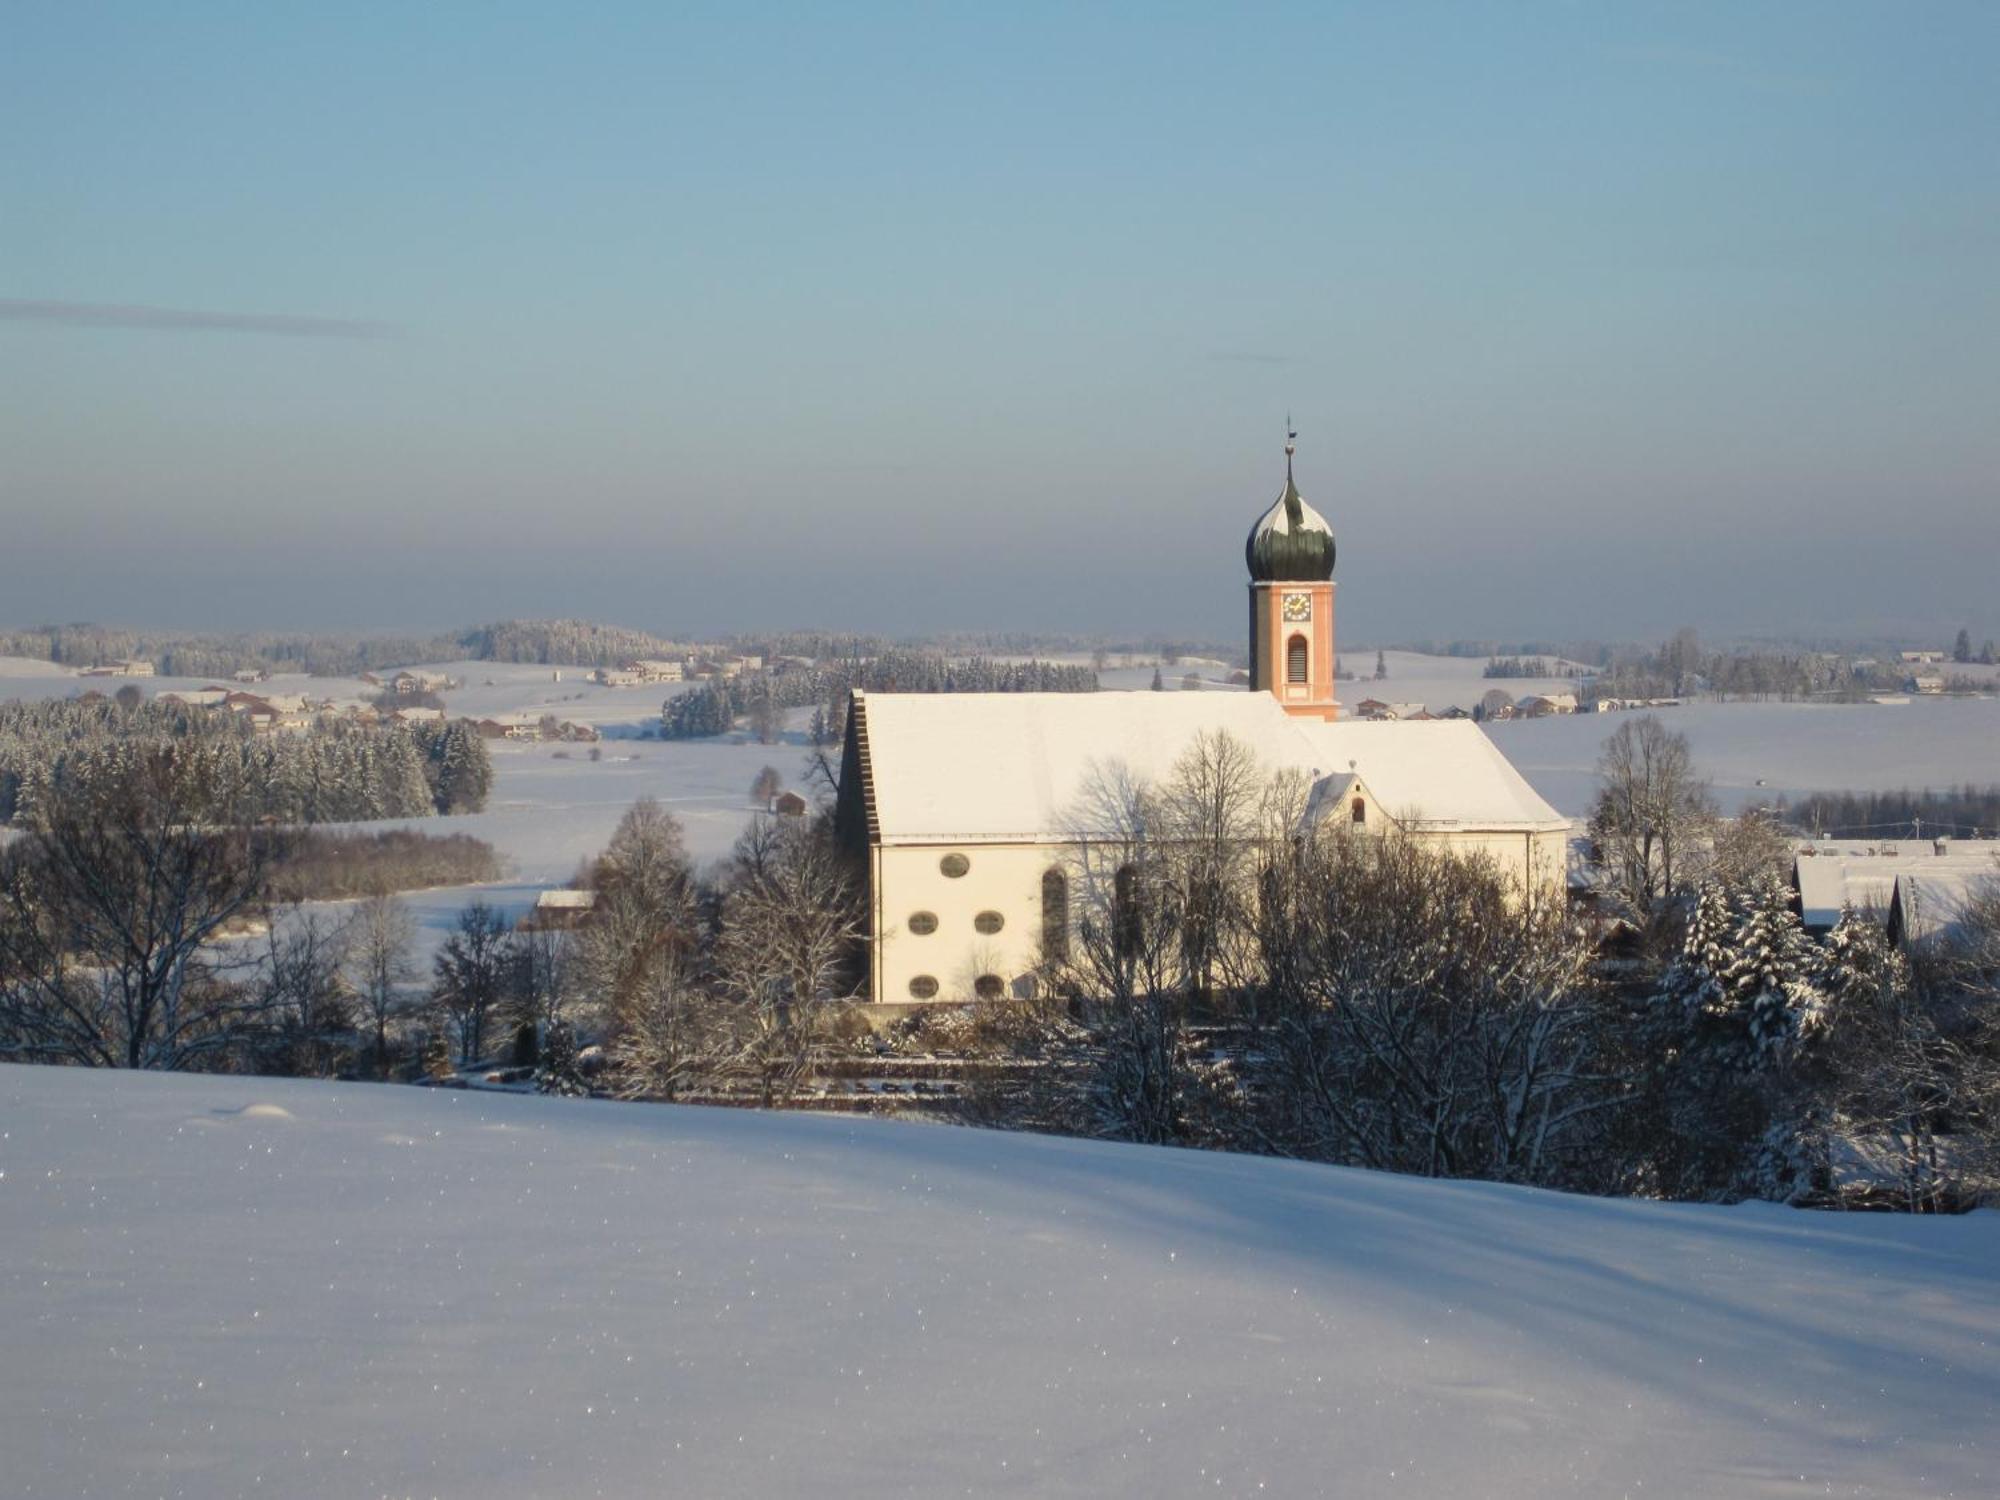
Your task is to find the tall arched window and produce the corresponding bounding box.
[1040,867,1069,962]
[1286,634,1309,684]
[1113,863,1141,959]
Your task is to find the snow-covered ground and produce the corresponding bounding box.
[3,1066,1995,1498]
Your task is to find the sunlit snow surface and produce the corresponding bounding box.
[2,1067,1995,1498]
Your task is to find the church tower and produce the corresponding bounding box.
[1245,430,1338,720]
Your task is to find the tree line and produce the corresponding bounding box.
[1481,655,1559,679]
[0,616,691,677]
[661,652,1099,741]
[0,697,493,826]
[1781,786,2000,841]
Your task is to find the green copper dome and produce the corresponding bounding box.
[1245,440,1335,582]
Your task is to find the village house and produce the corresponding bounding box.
[1793,838,2000,951]
[1516,692,1579,717]
[516,889,597,933]
[390,670,456,696]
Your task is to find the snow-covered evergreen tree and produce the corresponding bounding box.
[1657,878,1731,1019]
[535,1020,590,1097]
[1716,876,1827,1067]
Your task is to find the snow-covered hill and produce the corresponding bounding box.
[3,1068,1995,1498]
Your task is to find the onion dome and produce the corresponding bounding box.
[1245,432,1336,582]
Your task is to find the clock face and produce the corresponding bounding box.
[1281,592,1312,623]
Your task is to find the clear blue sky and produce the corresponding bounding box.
[4,2,1995,646]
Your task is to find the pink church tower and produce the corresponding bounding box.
[1244,428,1338,720]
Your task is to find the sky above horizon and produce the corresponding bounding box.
[4,3,1996,648]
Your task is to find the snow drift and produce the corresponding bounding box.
[2,1066,1995,1498]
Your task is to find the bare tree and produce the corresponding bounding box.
[349,892,418,1076]
[575,799,701,1038]
[255,908,354,1077]
[748,687,784,745]
[750,765,783,809]
[713,815,865,1102]
[513,926,573,1034]
[432,902,514,1067]
[605,951,721,1101]
[1252,830,1618,1186]
[1709,808,1793,890]
[0,752,274,1069]
[1588,715,1715,917]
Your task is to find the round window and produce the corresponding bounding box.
[908,974,940,1000]
[973,974,1005,1001]
[908,911,938,935]
[973,910,1004,935]
[939,852,970,878]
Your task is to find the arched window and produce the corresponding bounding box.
[1351,797,1366,825]
[1041,867,1070,962]
[1113,863,1141,959]
[1286,634,1309,684]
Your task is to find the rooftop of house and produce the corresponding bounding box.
[1795,842,2000,929]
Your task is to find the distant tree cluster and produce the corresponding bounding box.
[1482,656,1555,679]
[1,617,689,677]
[661,653,1099,741]
[0,623,466,678]
[1950,628,1996,665]
[1399,638,1614,667]
[0,698,492,826]
[1784,786,2000,842]
[1584,627,1863,704]
[264,828,504,903]
[456,618,686,667]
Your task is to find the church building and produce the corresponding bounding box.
[835,440,1571,1005]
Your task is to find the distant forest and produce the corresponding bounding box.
[661,652,1098,740]
[0,618,690,678]
[1783,787,2000,842]
[0,698,493,827]
[1,620,1237,680]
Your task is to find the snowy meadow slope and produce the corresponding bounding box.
[3,1067,1995,1499]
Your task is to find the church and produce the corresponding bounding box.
[835,439,1571,1006]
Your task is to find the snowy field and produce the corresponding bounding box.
[1493,696,2000,818]
[3,1066,1996,1499]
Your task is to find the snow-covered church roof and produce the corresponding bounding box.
[851,691,1567,844]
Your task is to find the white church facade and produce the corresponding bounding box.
[835,439,1571,1005]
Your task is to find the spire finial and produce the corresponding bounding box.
[1284,415,1297,482]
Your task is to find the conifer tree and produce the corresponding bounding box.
[535,1020,590,1097]
[1716,876,1827,1067]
